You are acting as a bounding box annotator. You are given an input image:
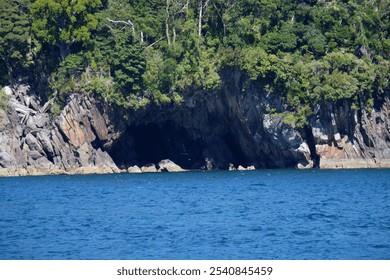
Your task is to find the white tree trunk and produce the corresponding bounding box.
[166,0,171,45]
[198,0,203,37]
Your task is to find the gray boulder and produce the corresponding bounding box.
[141,163,158,173]
[158,159,185,172]
[128,165,142,173]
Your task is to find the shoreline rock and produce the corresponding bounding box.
[0,85,123,177]
[319,159,390,169]
[1,82,389,177]
[1,160,390,177]
[0,165,121,177]
[236,165,256,171]
[158,159,186,172]
[127,165,142,173]
[141,163,158,173]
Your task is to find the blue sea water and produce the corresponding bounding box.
[0,169,389,260]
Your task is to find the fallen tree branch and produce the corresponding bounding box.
[145,37,165,49]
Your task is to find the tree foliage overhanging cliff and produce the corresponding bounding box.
[0,0,389,125]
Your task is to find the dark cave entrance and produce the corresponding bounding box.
[128,123,167,165]
[109,121,205,169]
[223,132,249,167]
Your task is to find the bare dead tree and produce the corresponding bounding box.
[145,37,165,49]
[106,17,136,37]
[198,0,210,37]
[166,0,171,45]
[166,0,190,45]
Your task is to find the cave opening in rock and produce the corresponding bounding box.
[223,132,249,168]
[109,121,205,169]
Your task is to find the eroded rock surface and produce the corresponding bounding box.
[0,85,122,176]
[1,80,389,177]
[158,159,185,172]
[309,99,390,168]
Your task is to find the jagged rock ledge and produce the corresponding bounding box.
[0,159,188,177]
[0,166,119,177]
[1,159,389,177]
[1,81,389,177]
[0,84,123,177]
[319,159,390,169]
[128,159,187,173]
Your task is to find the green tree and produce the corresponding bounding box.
[303,25,327,54]
[1,0,388,118]
[110,30,146,98]
[86,11,148,108]
[0,0,32,83]
[50,52,87,99]
[31,0,102,60]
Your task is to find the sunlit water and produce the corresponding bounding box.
[0,169,389,259]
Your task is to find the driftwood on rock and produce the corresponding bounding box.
[12,100,37,116]
[10,99,37,125]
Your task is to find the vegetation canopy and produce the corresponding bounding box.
[0,0,388,125]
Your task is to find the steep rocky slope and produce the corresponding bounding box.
[1,80,389,176]
[310,97,390,168]
[0,84,122,176]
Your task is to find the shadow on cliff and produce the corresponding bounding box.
[109,121,205,169]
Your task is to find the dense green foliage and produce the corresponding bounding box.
[31,0,102,57]
[0,0,32,84]
[1,0,389,124]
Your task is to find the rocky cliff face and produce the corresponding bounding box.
[112,72,312,170]
[0,84,122,176]
[309,98,390,168]
[1,79,389,176]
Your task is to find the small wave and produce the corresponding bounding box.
[276,201,287,204]
[218,237,228,244]
[325,214,338,219]
[307,213,339,221]
[308,213,326,220]
[371,244,390,249]
[357,224,369,228]
[249,227,263,232]
[292,230,311,236]
[154,225,165,231]
[250,183,267,187]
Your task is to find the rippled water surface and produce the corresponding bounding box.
[1,169,389,259]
